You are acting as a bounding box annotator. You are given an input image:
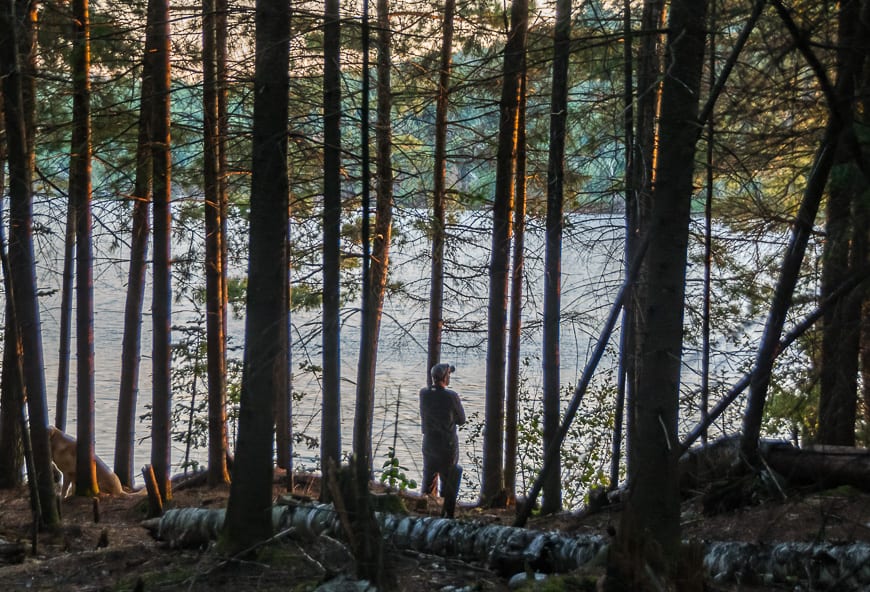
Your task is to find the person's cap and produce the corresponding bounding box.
[430,363,455,381]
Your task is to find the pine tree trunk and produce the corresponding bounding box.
[114,11,155,488]
[0,302,24,488]
[541,0,566,515]
[70,0,99,497]
[741,0,869,461]
[616,0,708,581]
[505,73,526,505]
[0,98,24,490]
[482,0,527,508]
[817,0,865,447]
[221,0,290,555]
[54,195,74,432]
[149,0,173,502]
[0,0,60,526]
[622,0,666,487]
[321,0,343,497]
[427,0,455,384]
[203,0,230,486]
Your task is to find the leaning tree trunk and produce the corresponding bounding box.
[54,187,74,432]
[741,0,868,462]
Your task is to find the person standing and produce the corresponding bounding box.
[419,363,466,517]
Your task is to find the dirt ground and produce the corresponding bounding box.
[1,473,869,591]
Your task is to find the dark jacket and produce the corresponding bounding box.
[419,385,466,463]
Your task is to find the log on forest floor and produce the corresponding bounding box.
[680,436,870,499]
[143,499,870,589]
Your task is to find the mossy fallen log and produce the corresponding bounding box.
[679,436,870,496]
[143,500,870,589]
[143,499,606,575]
[704,540,870,590]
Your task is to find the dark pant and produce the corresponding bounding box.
[423,457,462,518]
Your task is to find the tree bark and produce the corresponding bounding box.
[482,0,527,508]
[504,71,526,505]
[817,0,866,447]
[426,0,455,386]
[0,114,24,488]
[54,186,74,432]
[621,0,666,487]
[149,0,173,502]
[616,0,708,581]
[541,0,567,516]
[70,0,99,497]
[347,4,392,584]
[114,2,155,489]
[741,0,869,461]
[221,0,290,555]
[203,0,230,486]
[0,0,60,526]
[321,0,342,499]
[354,0,394,478]
[0,301,24,488]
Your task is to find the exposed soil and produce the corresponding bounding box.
[1,473,869,591]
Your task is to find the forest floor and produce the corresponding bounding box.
[1,471,870,591]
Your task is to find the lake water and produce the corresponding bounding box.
[29,210,793,503]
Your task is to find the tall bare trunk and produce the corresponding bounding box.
[622,0,666,487]
[615,0,708,582]
[816,0,866,447]
[149,0,173,502]
[203,0,230,486]
[221,0,290,555]
[741,0,869,460]
[114,13,155,488]
[504,71,526,505]
[320,0,342,497]
[541,0,567,516]
[354,0,393,477]
[70,0,99,496]
[481,0,526,507]
[0,0,60,526]
[0,93,24,490]
[427,0,455,385]
[54,196,74,432]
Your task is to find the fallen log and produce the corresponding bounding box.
[0,538,26,564]
[766,444,870,491]
[679,436,870,495]
[143,499,606,575]
[704,540,870,590]
[143,499,870,589]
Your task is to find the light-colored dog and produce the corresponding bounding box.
[48,425,125,496]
